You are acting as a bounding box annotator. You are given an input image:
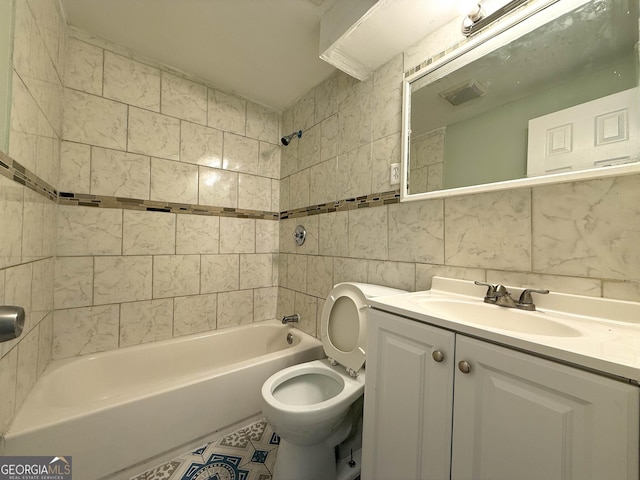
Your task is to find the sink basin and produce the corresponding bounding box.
[409,297,582,337]
[369,277,640,382]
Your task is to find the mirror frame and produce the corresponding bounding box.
[400,0,640,202]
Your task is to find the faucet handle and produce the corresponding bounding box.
[518,288,550,310]
[475,281,499,304]
[474,281,496,294]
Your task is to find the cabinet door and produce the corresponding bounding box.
[452,336,639,480]
[362,310,455,480]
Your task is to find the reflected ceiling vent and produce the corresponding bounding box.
[439,80,486,106]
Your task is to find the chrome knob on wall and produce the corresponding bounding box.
[0,305,25,342]
[293,225,306,246]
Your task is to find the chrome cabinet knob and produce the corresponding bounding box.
[432,350,445,363]
[458,360,471,374]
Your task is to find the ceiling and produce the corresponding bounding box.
[60,0,461,112]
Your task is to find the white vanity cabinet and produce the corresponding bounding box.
[452,335,639,480]
[361,309,456,480]
[362,308,640,480]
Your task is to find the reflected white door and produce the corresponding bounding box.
[527,87,640,176]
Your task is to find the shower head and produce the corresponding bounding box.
[281,130,302,146]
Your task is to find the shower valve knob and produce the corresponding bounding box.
[293,225,306,246]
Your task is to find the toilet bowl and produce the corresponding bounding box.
[262,359,364,445]
[261,282,405,480]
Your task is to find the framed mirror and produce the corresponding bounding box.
[401,0,640,201]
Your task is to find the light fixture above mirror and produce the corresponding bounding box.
[461,0,529,36]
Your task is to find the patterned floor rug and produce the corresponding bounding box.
[131,419,280,480]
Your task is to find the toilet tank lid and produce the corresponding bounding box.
[338,282,408,299]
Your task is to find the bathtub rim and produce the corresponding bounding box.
[48,319,310,371]
[5,320,322,438]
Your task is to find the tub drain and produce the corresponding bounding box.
[286,333,294,344]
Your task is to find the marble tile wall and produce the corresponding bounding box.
[0,0,64,436]
[409,128,444,193]
[279,51,640,339]
[55,29,281,360]
[61,31,280,209]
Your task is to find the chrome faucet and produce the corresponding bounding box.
[494,284,518,308]
[281,314,300,325]
[475,281,549,311]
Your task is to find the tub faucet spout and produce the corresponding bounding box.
[281,314,300,325]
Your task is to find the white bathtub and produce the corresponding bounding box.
[2,320,323,480]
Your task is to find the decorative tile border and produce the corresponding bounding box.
[58,192,280,220]
[405,41,468,79]
[1,150,398,221]
[0,150,58,202]
[280,190,400,219]
[57,189,399,221]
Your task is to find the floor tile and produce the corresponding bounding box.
[245,421,280,452]
[244,443,277,476]
[131,419,277,480]
[179,452,251,479]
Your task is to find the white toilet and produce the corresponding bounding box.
[261,282,405,480]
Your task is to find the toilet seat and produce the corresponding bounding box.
[321,282,397,376]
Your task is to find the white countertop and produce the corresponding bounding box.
[369,277,640,382]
